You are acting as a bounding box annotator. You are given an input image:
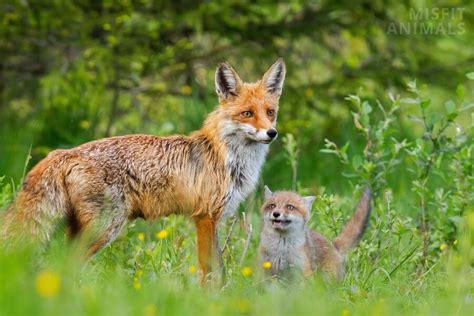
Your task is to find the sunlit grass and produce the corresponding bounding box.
[1,204,472,316]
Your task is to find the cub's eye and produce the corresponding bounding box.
[286,204,295,211]
[267,109,275,117]
[241,111,253,118]
[267,203,276,210]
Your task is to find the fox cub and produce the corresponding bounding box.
[1,59,286,281]
[259,186,371,280]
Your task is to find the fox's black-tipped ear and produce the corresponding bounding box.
[264,185,273,200]
[303,196,316,211]
[215,62,242,101]
[262,58,286,97]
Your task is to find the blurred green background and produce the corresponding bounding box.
[1,0,473,191]
[1,2,473,315]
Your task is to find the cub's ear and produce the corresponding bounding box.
[262,58,286,97]
[264,185,273,200]
[215,62,242,101]
[303,196,316,211]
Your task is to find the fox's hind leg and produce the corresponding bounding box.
[67,193,128,258]
[65,165,128,257]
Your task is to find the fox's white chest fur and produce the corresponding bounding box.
[222,138,269,218]
[260,230,307,274]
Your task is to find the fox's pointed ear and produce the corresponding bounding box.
[264,185,273,200]
[215,62,242,101]
[303,196,316,211]
[262,58,286,98]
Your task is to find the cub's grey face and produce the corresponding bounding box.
[262,187,316,234]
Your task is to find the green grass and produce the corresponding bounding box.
[0,190,473,316]
[1,80,473,315]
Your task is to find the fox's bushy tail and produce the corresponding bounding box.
[1,152,70,246]
[333,187,371,255]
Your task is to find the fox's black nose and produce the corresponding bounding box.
[267,129,278,139]
[272,211,281,218]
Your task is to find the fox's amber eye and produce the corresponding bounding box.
[286,204,295,211]
[267,109,275,117]
[241,111,253,118]
[267,203,276,210]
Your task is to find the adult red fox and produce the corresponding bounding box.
[259,186,371,280]
[2,59,286,282]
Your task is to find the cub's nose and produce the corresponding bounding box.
[272,211,281,218]
[267,129,278,139]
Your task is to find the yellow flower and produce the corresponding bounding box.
[133,280,142,290]
[305,88,314,98]
[35,271,60,298]
[79,120,91,129]
[241,266,252,277]
[188,265,197,273]
[440,243,447,251]
[238,299,250,313]
[138,232,145,242]
[341,308,350,316]
[156,230,168,239]
[181,85,192,95]
[144,304,157,316]
[262,261,272,269]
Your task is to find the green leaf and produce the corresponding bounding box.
[466,72,474,80]
[352,155,362,169]
[420,99,431,109]
[456,84,465,100]
[320,149,337,154]
[362,101,372,114]
[427,112,442,126]
[447,112,458,121]
[400,98,420,105]
[445,100,456,114]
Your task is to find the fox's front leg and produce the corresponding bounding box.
[194,214,221,284]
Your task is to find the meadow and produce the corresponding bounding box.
[1,1,473,315]
[1,78,473,315]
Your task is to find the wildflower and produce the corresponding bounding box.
[181,85,192,95]
[35,271,60,298]
[79,120,91,129]
[238,299,250,313]
[188,265,197,273]
[305,88,314,98]
[440,243,447,251]
[133,279,142,290]
[138,232,145,242]
[262,261,272,269]
[144,304,157,316]
[241,266,252,277]
[156,230,168,239]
